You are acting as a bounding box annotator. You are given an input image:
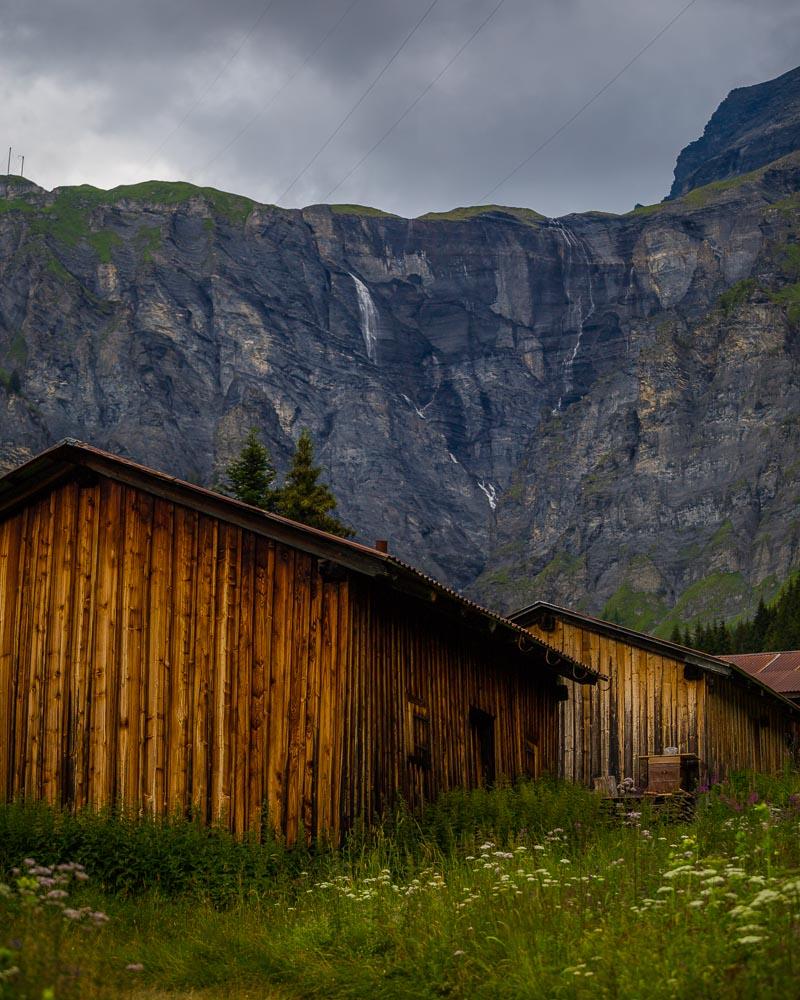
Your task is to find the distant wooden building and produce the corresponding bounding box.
[0,442,595,843]
[511,602,799,786]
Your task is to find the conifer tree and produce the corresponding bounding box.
[277,429,352,537]
[765,577,800,650]
[222,428,278,511]
[751,597,772,650]
[714,619,732,654]
[693,623,711,653]
[669,572,800,657]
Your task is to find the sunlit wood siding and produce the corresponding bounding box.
[703,679,791,779]
[525,616,703,783]
[523,613,795,784]
[0,473,561,843]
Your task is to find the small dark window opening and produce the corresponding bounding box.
[469,707,496,785]
[524,736,540,779]
[410,712,431,769]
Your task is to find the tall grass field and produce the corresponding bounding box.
[2,775,800,998]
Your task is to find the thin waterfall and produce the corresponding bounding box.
[548,219,595,410]
[350,273,379,363]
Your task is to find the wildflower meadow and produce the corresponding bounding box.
[2,774,800,998]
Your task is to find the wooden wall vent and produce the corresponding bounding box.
[537,612,557,632]
[683,662,703,682]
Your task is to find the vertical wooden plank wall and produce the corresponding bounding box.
[526,619,703,784]
[702,679,792,780]
[342,579,560,822]
[0,476,559,842]
[526,617,795,784]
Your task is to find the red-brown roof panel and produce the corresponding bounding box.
[725,651,800,694]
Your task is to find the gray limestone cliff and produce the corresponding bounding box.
[0,78,799,632]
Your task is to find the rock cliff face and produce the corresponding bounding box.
[0,75,799,631]
[669,65,800,198]
[473,152,800,629]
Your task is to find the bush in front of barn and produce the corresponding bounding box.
[0,801,302,902]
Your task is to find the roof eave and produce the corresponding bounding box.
[0,440,602,687]
[513,600,800,713]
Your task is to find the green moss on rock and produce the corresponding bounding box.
[329,204,400,219]
[654,571,749,637]
[134,225,163,262]
[7,332,27,366]
[87,230,122,264]
[601,583,668,633]
[718,278,757,314]
[770,282,800,327]
[418,205,544,226]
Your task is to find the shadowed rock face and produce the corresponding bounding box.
[0,115,799,632]
[669,65,800,199]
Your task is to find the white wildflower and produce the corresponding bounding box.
[751,889,782,907]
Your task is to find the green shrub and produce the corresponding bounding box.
[0,803,301,903]
[771,282,800,327]
[718,277,757,314]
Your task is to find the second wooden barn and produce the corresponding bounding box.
[0,442,596,844]
[511,602,799,787]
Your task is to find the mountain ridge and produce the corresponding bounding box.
[0,72,799,632]
[668,64,800,199]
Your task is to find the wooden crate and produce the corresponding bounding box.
[639,754,699,794]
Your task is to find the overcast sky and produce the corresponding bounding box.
[2,0,798,218]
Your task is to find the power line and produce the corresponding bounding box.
[192,0,362,182]
[323,0,508,204]
[145,0,281,166]
[479,0,700,203]
[276,0,443,204]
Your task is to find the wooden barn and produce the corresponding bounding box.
[511,602,799,788]
[0,442,596,843]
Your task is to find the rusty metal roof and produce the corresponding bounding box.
[0,439,600,685]
[725,652,800,696]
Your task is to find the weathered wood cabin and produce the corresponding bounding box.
[0,442,596,843]
[511,602,799,786]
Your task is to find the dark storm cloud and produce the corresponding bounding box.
[1,0,798,216]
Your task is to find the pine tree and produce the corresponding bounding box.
[693,623,712,653]
[222,428,278,511]
[669,624,682,644]
[751,597,772,650]
[764,576,800,650]
[731,620,750,654]
[276,429,352,537]
[719,620,732,654]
